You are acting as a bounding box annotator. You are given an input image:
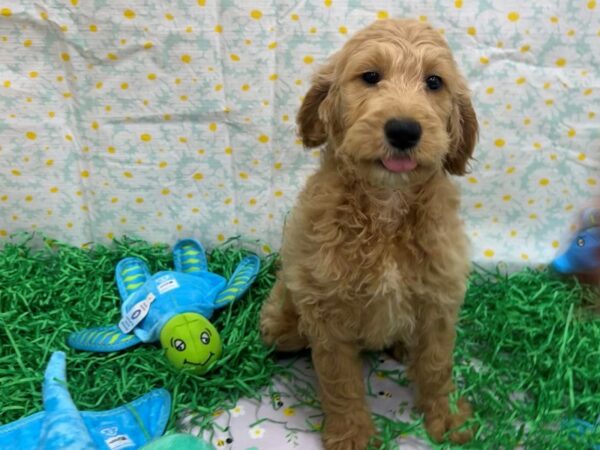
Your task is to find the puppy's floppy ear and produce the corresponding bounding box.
[445,90,478,175]
[296,60,336,148]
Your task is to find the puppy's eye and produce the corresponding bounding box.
[361,71,381,85]
[425,75,443,91]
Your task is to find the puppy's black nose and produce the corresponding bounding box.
[384,119,422,151]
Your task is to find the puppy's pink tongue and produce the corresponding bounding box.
[381,156,417,173]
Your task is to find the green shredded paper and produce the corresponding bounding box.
[0,235,599,449]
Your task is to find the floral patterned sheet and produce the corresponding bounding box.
[0,0,598,270]
[0,1,599,449]
[181,355,433,450]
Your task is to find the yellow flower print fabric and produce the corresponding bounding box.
[0,1,598,268]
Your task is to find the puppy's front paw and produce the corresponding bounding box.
[424,397,475,444]
[322,411,376,450]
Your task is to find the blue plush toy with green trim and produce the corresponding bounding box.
[68,239,260,374]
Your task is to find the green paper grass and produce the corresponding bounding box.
[374,267,600,449]
[450,268,600,449]
[0,235,285,430]
[1,236,599,449]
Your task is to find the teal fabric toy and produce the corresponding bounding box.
[562,417,600,450]
[0,351,170,450]
[141,434,215,450]
[68,239,260,374]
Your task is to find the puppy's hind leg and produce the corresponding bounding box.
[260,276,308,352]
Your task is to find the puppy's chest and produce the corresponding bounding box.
[332,244,422,349]
[344,235,426,295]
[356,257,417,349]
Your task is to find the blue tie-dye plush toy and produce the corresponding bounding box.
[551,207,600,276]
[0,352,170,450]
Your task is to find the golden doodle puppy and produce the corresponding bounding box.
[261,18,478,449]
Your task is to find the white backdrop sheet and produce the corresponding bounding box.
[0,0,599,268]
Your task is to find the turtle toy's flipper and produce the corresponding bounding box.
[116,257,152,301]
[67,325,141,352]
[173,239,208,275]
[214,255,261,307]
[68,257,150,353]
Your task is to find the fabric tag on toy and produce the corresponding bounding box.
[156,275,180,294]
[118,293,156,333]
[105,434,135,450]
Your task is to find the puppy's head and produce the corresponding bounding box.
[297,19,478,188]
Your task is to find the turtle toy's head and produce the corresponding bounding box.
[159,313,222,374]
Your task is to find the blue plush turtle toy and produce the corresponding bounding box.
[68,238,260,374]
[551,207,600,276]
